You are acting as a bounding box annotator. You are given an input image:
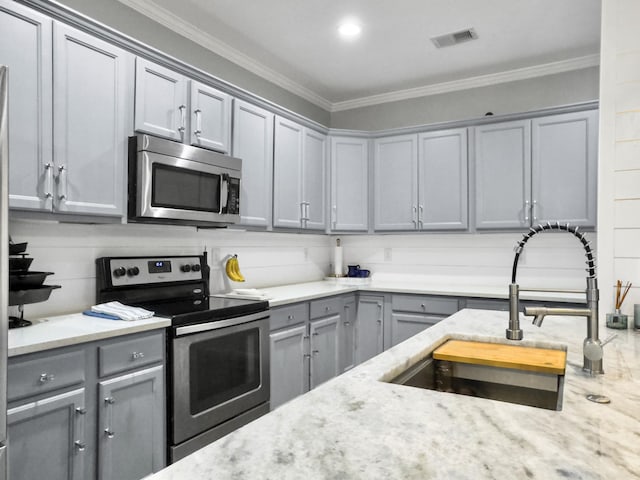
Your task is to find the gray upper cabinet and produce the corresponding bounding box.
[2,4,131,218]
[134,58,187,142]
[373,134,418,230]
[0,1,53,212]
[273,116,326,230]
[475,110,597,230]
[531,110,598,227]
[302,128,327,230]
[189,80,232,153]
[53,23,133,217]
[329,137,369,232]
[418,129,468,230]
[475,119,531,229]
[232,99,274,227]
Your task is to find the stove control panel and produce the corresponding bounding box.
[107,256,204,286]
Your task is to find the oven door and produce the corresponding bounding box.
[171,311,270,444]
[137,151,240,224]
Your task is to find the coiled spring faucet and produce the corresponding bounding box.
[508,222,606,375]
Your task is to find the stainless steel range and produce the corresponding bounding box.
[96,254,270,463]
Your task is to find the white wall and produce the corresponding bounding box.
[337,232,596,290]
[598,0,640,316]
[9,220,330,318]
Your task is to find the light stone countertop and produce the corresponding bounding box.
[149,309,640,480]
[8,313,171,357]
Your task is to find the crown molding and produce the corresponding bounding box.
[115,0,333,111]
[115,0,599,115]
[330,54,600,112]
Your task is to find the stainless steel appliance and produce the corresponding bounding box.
[96,254,270,463]
[0,64,9,480]
[128,134,242,226]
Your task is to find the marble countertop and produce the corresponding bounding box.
[149,309,640,479]
[255,278,586,307]
[8,313,171,357]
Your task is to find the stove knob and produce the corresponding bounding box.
[181,264,192,273]
[113,267,126,278]
[127,266,140,277]
[192,264,201,272]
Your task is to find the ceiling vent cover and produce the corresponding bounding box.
[431,28,478,48]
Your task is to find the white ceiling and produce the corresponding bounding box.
[118,0,601,112]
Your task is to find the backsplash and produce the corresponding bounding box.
[337,232,597,290]
[9,220,330,318]
[10,218,596,319]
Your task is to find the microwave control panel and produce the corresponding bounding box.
[225,176,240,215]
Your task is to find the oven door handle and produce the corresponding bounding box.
[174,311,269,336]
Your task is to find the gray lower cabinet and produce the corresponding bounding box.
[269,322,308,409]
[98,366,164,480]
[8,388,86,480]
[7,330,166,480]
[309,314,340,389]
[354,295,384,364]
[390,295,459,347]
[339,296,357,373]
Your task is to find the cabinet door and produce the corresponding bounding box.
[475,120,531,229]
[8,388,86,480]
[0,1,53,211]
[355,295,384,365]
[269,324,308,409]
[390,312,442,347]
[302,128,326,230]
[330,137,368,231]
[98,365,165,480]
[309,315,340,389]
[531,110,598,227]
[418,129,468,230]
[53,23,133,216]
[189,80,231,153]
[232,100,274,227]
[373,134,418,230]
[273,116,304,228]
[134,57,187,141]
[339,296,357,373]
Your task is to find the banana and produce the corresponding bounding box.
[225,255,245,282]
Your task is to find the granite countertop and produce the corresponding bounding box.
[149,309,640,479]
[8,313,171,357]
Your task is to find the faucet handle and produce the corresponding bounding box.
[583,334,616,362]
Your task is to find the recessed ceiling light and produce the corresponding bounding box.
[338,21,361,39]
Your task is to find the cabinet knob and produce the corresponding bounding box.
[131,351,145,360]
[39,373,55,384]
[344,321,350,326]
[312,350,319,355]
[420,303,426,309]
[75,407,87,415]
[74,441,86,452]
[288,315,294,320]
[104,429,115,439]
[377,319,382,324]
[325,306,330,312]
[104,397,115,405]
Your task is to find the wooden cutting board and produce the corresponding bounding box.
[432,340,566,375]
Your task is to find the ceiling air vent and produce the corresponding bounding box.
[431,28,478,48]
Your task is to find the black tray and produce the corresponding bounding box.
[9,285,61,306]
[9,257,33,271]
[9,242,27,255]
[9,271,53,289]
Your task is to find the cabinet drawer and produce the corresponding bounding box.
[270,303,309,331]
[392,295,459,315]
[8,349,85,402]
[310,296,343,320]
[98,332,164,378]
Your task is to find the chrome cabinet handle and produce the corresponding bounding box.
[57,165,67,201]
[194,108,202,136]
[418,205,424,229]
[74,441,86,452]
[312,349,319,355]
[44,163,54,198]
[300,202,305,227]
[104,396,115,439]
[131,351,145,360]
[332,205,337,229]
[524,199,530,222]
[39,373,55,384]
[532,200,538,222]
[412,205,417,228]
[178,104,186,133]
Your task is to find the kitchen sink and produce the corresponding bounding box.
[387,339,566,411]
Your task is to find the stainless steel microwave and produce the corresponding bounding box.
[128,134,241,226]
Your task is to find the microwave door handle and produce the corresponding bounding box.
[219,174,229,213]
